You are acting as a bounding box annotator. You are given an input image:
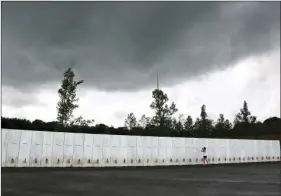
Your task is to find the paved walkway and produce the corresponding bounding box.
[2,163,281,196]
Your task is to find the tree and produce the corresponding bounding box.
[150,89,178,127]
[263,117,281,135]
[200,105,208,121]
[240,101,251,124]
[194,105,213,137]
[194,117,201,131]
[171,114,184,131]
[71,116,95,127]
[215,114,230,129]
[138,114,150,128]
[214,114,232,137]
[224,119,233,130]
[233,101,258,136]
[234,101,258,125]
[234,113,242,126]
[57,68,84,127]
[235,101,257,125]
[124,113,137,130]
[217,114,225,125]
[250,116,257,124]
[184,115,194,135]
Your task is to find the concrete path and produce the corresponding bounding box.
[2,163,281,196]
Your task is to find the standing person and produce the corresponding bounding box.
[201,147,208,166]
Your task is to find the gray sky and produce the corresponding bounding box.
[2,2,280,91]
[2,2,280,126]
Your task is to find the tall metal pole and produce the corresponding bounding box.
[157,73,159,90]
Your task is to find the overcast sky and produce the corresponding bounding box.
[2,2,280,127]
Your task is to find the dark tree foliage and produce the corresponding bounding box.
[193,105,214,138]
[184,115,194,135]
[2,114,280,139]
[213,114,233,138]
[232,101,260,137]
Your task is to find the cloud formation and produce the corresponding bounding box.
[2,2,280,92]
[3,50,279,126]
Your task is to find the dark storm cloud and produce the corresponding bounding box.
[2,2,280,91]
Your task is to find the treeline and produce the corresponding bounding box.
[2,111,281,139]
[2,68,281,140]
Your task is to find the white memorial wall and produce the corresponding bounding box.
[1,129,280,167]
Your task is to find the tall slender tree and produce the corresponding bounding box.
[241,101,251,124]
[57,68,84,127]
[194,105,213,136]
[184,115,194,135]
[234,101,257,125]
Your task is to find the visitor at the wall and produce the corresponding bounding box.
[201,147,208,166]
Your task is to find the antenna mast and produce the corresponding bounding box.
[157,73,159,89]
[70,60,75,69]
